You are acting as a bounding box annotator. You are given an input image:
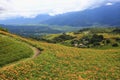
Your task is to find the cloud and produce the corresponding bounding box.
[106,3,113,5]
[0,0,120,19]
[0,7,5,13]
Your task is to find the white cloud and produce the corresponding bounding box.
[0,0,120,19]
[106,2,113,5]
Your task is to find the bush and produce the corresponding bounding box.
[106,39,111,44]
[93,42,101,46]
[112,43,119,47]
[53,34,75,43]
[71,40,79,44]
[112,28,120,34]
[90,34,104,43]
[115,38,120,42]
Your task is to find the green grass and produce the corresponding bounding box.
[41,29,120,49]
[0,34,33,67]
[0,30,120,80]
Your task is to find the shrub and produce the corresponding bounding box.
[106,39,111,44]
[93,42,101,46]
[90,34,104,43]
[112,28,120,34]
[115,38,120,42]
[71,40,79,44]
[53,34,75,43]
[112,43,119,47]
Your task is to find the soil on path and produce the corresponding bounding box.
[30,46,41,58]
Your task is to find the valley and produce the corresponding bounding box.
[0,24,80,37]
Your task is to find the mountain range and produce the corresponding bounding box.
[41,3,120,27]
[0,14,51,24]
[0,3,120,27]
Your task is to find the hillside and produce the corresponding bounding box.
[41,3,120,27]
[0,31,34,67]
[39,28,120,49]
[0,29,120,79]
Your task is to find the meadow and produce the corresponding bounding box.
[0,33,33,67]
[0,30,120,80]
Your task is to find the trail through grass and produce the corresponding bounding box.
[0,34,33,67]
[0,31,120,80]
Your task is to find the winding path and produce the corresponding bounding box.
[30,46,41,58]
[0,46,41,70]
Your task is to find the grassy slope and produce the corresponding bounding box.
[0,31,119,80]
[0,31,33,67]
[43,32,120,40]
[42,31,120,48]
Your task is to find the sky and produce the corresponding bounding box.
[0,0,120,20]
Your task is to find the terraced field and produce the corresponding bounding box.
[0,31,120,80]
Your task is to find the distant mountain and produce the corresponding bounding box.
[0,14,51,24]
[41,3,120,27]
[0,3,120,27]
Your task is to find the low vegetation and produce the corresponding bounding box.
[112,28,120,34]
[52,33,75,43]
[39,27,120,49]
[0,34,33,67]
[0,28,120,79]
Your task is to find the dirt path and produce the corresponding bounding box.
[30,46,41,58]
[0,46,41,70]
